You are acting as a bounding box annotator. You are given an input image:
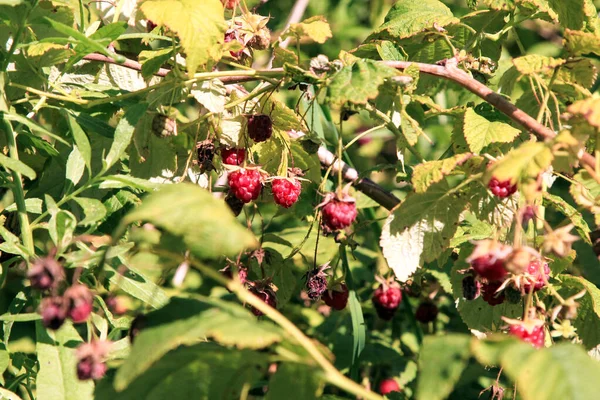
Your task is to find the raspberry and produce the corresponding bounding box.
[481,281,505,306]
[225,192,245,216]
[224,30,244,58]
[488,177,517,198]
[146,20,157,32]
[76,340,111,381]
[462,275,481,300]
[151,114,177,138]
[221,147,245,166]
[272,178,301,208]
[470,254,508,282]
[505,286,522,304]
[221,0,239,9]
[321,198,358,232]
[322,284,349,310]
[249,285,277,316]
[508,321,545,348]
[379,379,400,395]
[415,301,438,323]
[221,265,248,285]
[28,256,64,291]
[64,284,93,323]
[40,296,67,330]
[196,140,216,173]
[372,283,402,320]
[305,268,329,300]
[523,259,550,292]
[521,205,537,226]
[228,169,262,203]
[246,114,272,142]
[105,295,127,315]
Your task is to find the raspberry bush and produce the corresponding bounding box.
[1,0,600,399]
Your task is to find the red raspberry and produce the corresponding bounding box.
[40,296,67,330]
[249,285,277,316]
[221,147,245,166]
[523,259,550,292]
[462,275,481,300]
[64,284,93,323]
[508,321,545,348]
[521,205,537,225]
[488,177,517,198]
[470,254,508,282]
[379,379,400,395]
[372,283,402,320]
[28,256,64,291]
[322,284,349,310]
[228,169,262,203]
[321,198,358,232]
[481,281,505,306]
[221,0,239,9]
[415,301,438,323]
[247,114,272,142]
[272,178,301,208]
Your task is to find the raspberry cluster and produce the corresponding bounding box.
[271,178,302,208]
[320,195,358,233]
[322,284,349,311]
[228,168,263,203]
[249,284,277,316]
[372,282,402,320]
[488,177,517,198]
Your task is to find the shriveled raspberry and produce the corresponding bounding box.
[247,114,272,142]
[321,198,358,232]
[228,169,262,203]
[415,301,438,323]
[221,147,245,166]
[225,193,245,216]
[372,283,402,320]
[462,275,481,300]
[506,319,545,348]
[196,140,215,173]
[523,259,550,293]
[28,256,64,291]
[40,296,67,330]
[151,114,177,138]
[64,284,93,323]
[305,267,329,300]
[488,177,517,198]
[249,285,277,316]
[76,340,111,380]
[272,178,301,208]
[481,281,505,306]
[322,284,349,310]
[379,379,401,395]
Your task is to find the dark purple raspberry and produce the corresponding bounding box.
[322,284,349,310]
[488,177,517,198]
[249,285,277,316]
[481,281,505,306]
[272,178,301,208]
[305,268,329,300]
[246,114,272,143]
[76,340,111,380]
[224,30,244,58]
[129,314,147,345]
[470,254,508,282]
[462,275,481,300]
[228,168,262,203]
[415,301,438,323]
[196,140,216,173]
[372,283,402,320]
[505,286,522,304]
[28,256,64,291]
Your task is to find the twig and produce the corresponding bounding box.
[83,53,170,77]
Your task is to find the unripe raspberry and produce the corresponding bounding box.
[196,140,216,173]
[228,168,262,203]
[481,281,505,306]
[379,379,400,395]
[246,114,272,142]
[507,320,545,348]
[321,198,358,233]
[151,114,177,138]
[488,177,517,198]
[523,259,550,293]
[40,296,67,330]
[221,147,245,166]
[28,256,64,291]
[322,284,349,310]
[415,301,438,323]
[372,283,402,320]
[64,284,93,323]
[249,285,277,316]
[272,178,301,208]
[462,275,481,300]
[76,340,111,381]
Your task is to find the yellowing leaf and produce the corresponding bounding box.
[569,170,600,225]
[412,154,473,193]
[564,29,600,56]
[487,142,554,183]
[140,0,226,75]
[567,98,600,128]
[463,108,521,154]
[512,55,565,75]
[283,16,332,44]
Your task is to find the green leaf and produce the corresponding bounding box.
[99,175,160,192]
[367,0,458,41]
[564,28,600,56]
[73,198,107,226]
[121,183,257,259]
[282,16,333,44]
[0,152,36,180]
[191,79,227,113]
[512,54,565,75]
[0,344,8,385]
[261,251,296,306]
[5,198,43,214]
[66,146,85,185]
[3,113,69,145]
[347,291,366,367]
[569,169,600,224]
[139,48,173,79]
[35,321,94,400]
[97,343,267,399]
[66,114,92,171]
[266,363,324,400]
[0,388,22,400]
[486,142,553,183]
[463,108,520,154]
[542,192,591,244]
[326,58,398,106]
[558,275,600,349]
[113,297,281,390]
[412,154,473,193]
[107,259,168,309]
[140,0,226,75]
[416,334,471,400]
[48,210,77,249]
[104,103,148,170]
[0,312,40,321]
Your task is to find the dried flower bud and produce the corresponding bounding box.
[64,284,93,323]
[76,340,111,380]
[40,296,67,330]
[543,224,578,258]
[28,256,64,290]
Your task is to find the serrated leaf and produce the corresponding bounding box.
[569,169,600,224]
[567,97,600,128]
[416,335,471,400]
[283,16,332,44]
[556,58,597,90]
[487,142,553,183]
[73,198,107,226]
[412,154,473,193]
[381,213,426,281]
[272,46,299,68]
[139,48,173,79]
[266,363,324,400]
[326,58,398,106]
[104,103,148,170]
[0,152,36,180]
[121,183,257,259]
[140,0,226,75]
[463,108,520,154]
[97,343,267,400]
[543,192,591,244]
[66,146,85,185]
[512,54,565,75]
[35,321,94,400]
[114,297,281,390]
[367,0,458,41]
[564,28,600,56]
[191,79,227,113]
[559,275,600,349]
